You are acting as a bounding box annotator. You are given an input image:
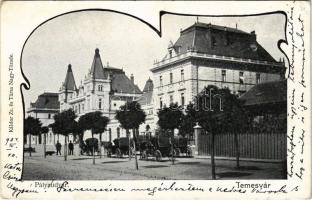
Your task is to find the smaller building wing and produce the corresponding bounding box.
[239,80,287,106]
[28,92,60,111]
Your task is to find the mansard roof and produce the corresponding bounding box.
[107,67,142,94]
[29,92,60,111]
[63,64,77,91]
[170,22,277,63]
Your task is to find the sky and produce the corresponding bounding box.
[22,11,286,108]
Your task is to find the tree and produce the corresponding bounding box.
[193,85,249,179]
[24,116,42,157]
[157,103,184,164]
[41,126,49,158]
[50,121,60,142]
[179,103,197,139]
[78,111,109,164]
[53,109,77,161]
[222,95,251,168]
[115,101,146,170]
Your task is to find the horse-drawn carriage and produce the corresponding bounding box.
[79,138,99,156]
[139,135,175,161]
[172,137,192,157]
[139,134,192,161]
[103,137,134,158]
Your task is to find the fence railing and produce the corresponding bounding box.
[198,132,287,160]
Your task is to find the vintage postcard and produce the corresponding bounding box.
[0,1,310,199]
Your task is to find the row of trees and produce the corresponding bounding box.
[24,102,146,168]
[24,110,110,164]
[157,85,251,179]
[24,85,250,178]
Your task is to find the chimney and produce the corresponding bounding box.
[130,74,134,83]
[250,30,257,41]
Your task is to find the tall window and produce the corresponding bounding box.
[170,95,173,104]
[170,72,173,84]
[256,73,261,84]
[159,97,163,109]
[222,70,226,82]
[160,75,163,86]
[117,128,120,138]
[98,85,103,91]
[239,71,244,84]
[109,128,112,142]
[181,93,185,106]
[82,103,84,112]
[99,98,102,109]
[78,104,81,114]
[181,69,184,81]
[169,49,172,58]
[48,114,51,119]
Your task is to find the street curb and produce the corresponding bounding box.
[194,155,284,163]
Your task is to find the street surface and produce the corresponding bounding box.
[23,150,285,180]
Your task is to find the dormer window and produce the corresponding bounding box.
[176,46,181,54]
[169,49,173,58]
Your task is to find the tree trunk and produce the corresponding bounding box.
[171,129,175,165]
[234,132,240,169]
[29,133,32,157]
[57,134,59,140]
[64,135,67,161]
[44,133,46,158]
[99,133,102,158]
[133,129,139,170]
[92,133,95,165]
[127,129,131,160]
[211,132,216,180]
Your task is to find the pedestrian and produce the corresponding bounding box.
[68,140,74,155]
[55,141,62,155]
